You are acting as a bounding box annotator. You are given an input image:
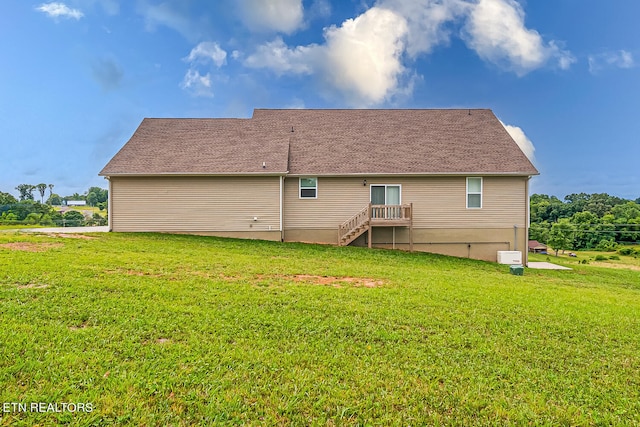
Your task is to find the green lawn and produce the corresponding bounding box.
[1,232,639,426]
[531,247,640,271]
[0,225,46,231]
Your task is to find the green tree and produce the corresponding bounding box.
[36,183,47,203]
[87,192,98,207]
[0,191,17,205]
[548,219,573,256]
[47,193,63,206]
[611,202,640,222]
[529,221,550,243]
[87,186,108,204]
[15,184,35,201]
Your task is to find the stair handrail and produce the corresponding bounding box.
[339,204,371,242]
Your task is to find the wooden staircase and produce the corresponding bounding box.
[338,205,370,246]
[338,203,414,249]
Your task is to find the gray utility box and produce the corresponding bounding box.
[510,265,524,276]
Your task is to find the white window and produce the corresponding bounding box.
[299,177,317,199]
[467,177,482,209]
[370,185,401,205]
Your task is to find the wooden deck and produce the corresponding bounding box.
[339,203,413,250]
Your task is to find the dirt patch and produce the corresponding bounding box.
[69,321,90,331]
[0,242,63,252]
[253,274,384,288]
[290,274,384,288]
[17,283,49,289]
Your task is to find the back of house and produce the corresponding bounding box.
[100,109,538,262]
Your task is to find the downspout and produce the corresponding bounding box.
[524,176,531,266]
[106,177,113,232]
[280,175,284,242]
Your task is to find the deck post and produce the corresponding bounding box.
[409,203,414,252]
[368,203,372,248]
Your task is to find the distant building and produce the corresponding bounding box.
[528,240,548,253]
[66,200,87,206]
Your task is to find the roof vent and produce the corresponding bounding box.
[291,126,294,132]
[262,162,266,169]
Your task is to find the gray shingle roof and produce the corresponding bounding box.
[100,109,539,176]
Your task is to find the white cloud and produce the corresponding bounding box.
[501,120,535,162]
[244,38,318,75]
[245,7,409,106]
[320,7,409,105]
[36,2,84,20]
[185,42,227,68]
[377,0,468,57]
[181,42,227,98]
[462,0,573,75]
[138,1,201,41]
[588,50,635,74]
[242,0,572,104]
[180,69,213,98]
[237,0,304,34]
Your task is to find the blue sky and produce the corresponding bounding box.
[1,0,638,200]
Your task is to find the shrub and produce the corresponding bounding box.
[24,213,41,225]
[595,239,618,252]
[86,213,107,226]
[39,214,54,226]
[618,247,637,256]
[609,255,620,260]
[62,210,85,227]
[594,255,607,261]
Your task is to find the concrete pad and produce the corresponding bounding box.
[527,262,572,270]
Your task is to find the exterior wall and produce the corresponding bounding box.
[110,176,281,240]
[350,227,529,262]
[109,174,529,262]
[283,176,529,261]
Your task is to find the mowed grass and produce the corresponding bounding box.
[1,233,639,426]
[531,247,640,271]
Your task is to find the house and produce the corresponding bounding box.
[528,240,548,254]
[66,200,87,206]
[99,109,539,262]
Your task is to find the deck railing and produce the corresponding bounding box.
[339,203,413,246]
[371,204,412,221]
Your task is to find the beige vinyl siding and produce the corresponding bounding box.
[111,176,280,233]
[284,176,527,230]
[407,176,527,228]
[284,177,371,229]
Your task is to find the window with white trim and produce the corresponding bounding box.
[299,177,317,198]
[466,177,482,209]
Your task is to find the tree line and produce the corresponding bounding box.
[529,193,640,254]
[0,184,108,227]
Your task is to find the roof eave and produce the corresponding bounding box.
[99,171,289,178]
[286,171,540,177]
